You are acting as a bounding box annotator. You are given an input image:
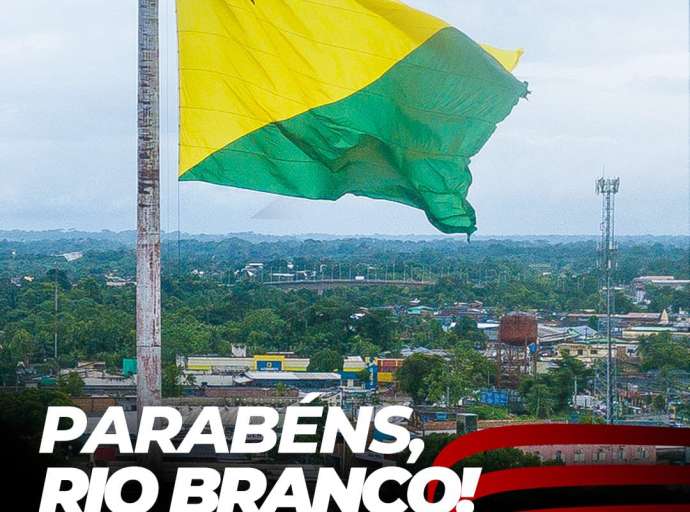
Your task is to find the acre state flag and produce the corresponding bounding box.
[177,0,528,234]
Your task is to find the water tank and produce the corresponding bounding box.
[498,312,537,345]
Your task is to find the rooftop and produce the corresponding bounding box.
[245,371,340,381]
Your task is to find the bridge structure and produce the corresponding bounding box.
[263,278,435,292]
[239,261,437,292]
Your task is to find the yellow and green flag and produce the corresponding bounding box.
[177,0,527,234]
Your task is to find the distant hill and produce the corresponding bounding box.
[1,229,687,247]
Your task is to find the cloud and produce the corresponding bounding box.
[0,0,687,235]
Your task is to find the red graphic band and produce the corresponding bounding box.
[475,465,690,499]
[427,425,690,503]
[517,506,690,512]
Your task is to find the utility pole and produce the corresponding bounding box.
[596,176,620,424]
[53,269,58,361]
[136,0,161,421]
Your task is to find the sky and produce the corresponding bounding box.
[0,0,687,236]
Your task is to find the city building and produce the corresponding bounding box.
[554,337,638,366]
[377,358,404,384]
[632,276,690,304]
[521,444,656,465]
[341,356,377,390]
[179,353,310,374]
[241,371,341,391]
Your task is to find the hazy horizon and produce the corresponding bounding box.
[1,228,688,241]
[1,0,688,236]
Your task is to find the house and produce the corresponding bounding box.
[477,322,500,342]
[632,276,690,303]
[408,407,478,436]
[105,273,133,287]
[434,302,486,323]
[521,445,655,465]
[237,263,264,280]
[555,337,638,366]
[537,325,599,348]
[565,312,667,327]
[407,305,435,317]
[621,325,684,339]
[399,346,449,359]
[80,375,136,397]
[179,353,310,374]
[341,356,377,389]
[377,358,404,384]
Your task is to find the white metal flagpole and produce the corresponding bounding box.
[136,0,161,422]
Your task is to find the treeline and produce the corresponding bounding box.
[1,237,689,387]
[2,236,689,284]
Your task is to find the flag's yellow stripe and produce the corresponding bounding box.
[177,0,522,176]
[480,43,524,72]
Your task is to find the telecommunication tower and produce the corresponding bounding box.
[595,177,620,424]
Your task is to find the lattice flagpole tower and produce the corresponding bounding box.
[136,0,161,421]
[596,176,620,424]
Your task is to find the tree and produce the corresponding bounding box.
[652,394,666,413]
[46,269,72,291]
[518,354,592,418]
[357,367,371,385]
[237,309,287,352]
[349,335,379,357]
[57,372,84,396]
[639,333,690,372]
[452,317,486,344]
[162,363,184,398]
[356,310,395,351]
[308,348,342,372]
[465,404,509,420]
[425,343,495,405]
[587,315,599,330]
[397,354,441,404]
[79,277,103,303]
[549,355,593,411]
[405,433,545,473]
[10,329,34,367]
[0,389,72,510]
[520,377,557,418]
[411,320,444,347]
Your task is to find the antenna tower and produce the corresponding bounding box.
[595,176,620,424]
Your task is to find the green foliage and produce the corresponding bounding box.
[519,355,592,418]
[652,394,667,412]
[638,333,690,372]
[398,346,494,405]
[1,236,688,406]
[357,367,371,382]
[521,379,557,418]
[406,433,546,473]
[452,317,487,344]
[397,354,441,404]
[0,388,72,444]
[46,269,72,291]
[465,404,510,420]
[308,348,342,372]
[0,388,73,495]
[425,343,495,405]
[349,335,379,357]
[646,285,690,313]
[576,411,605,424]
[162,364,189,398]
[58,372,84,396]
[587,315,599,330]
[10,328,35,365]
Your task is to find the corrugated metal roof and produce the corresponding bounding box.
[245,371,340,381]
